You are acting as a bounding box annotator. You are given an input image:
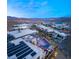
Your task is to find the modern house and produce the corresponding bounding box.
[7,38,46,59]
[7,28,55,59]
[11,23,32,30]
[36,25,54,33]
[8,29,38,39]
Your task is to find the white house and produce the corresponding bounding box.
[7,38,46,59]
[36,25,54,33]
[8,29,38,39]
[12,23,32,30]
[52,30,68,43]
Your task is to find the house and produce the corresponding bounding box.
[7,38,46,59]
[11,23,32,30]
[8,29,38,39]
[36,25,54,33]
[52,30,69,43]
[7,28,55,59]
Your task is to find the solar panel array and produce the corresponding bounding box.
[7,41,36,59]
[7,34,15,42]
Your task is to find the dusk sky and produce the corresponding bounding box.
[7,0,71,18]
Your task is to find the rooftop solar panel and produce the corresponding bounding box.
[7,34,15,42]
[8,45,28,57]
[31,51,36,57]
[17,49,33,59]
[16,47,30,57]
[7,43,15,49]
[8,43,23,53]
[7,41,37,58]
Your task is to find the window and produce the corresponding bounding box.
[57,34,63,39]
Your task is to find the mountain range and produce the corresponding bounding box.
[7,16,71,22]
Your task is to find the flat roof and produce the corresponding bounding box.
[23,34,53,51]
[54,30,67,36]
[8,38,45,59]
[37,25,54,32]
[8,29,38,38]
